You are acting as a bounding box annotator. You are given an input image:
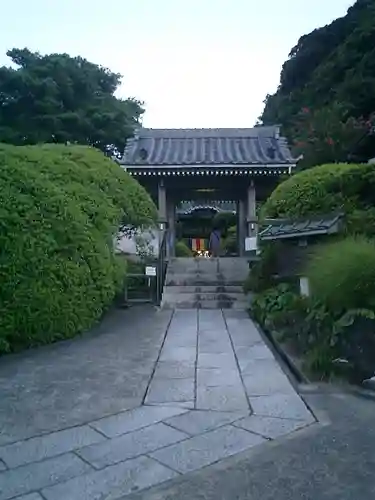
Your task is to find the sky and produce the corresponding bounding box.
[0,0,354,128]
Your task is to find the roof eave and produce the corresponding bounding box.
[120,163,296,169]
[260,228,331,240]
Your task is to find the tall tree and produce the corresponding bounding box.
[0,48,143,155]
[259,0,375,168]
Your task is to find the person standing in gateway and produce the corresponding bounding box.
[209,226,221,257]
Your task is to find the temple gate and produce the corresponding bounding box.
[119,126,297,257]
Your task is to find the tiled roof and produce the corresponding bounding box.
[259,214,343,240]
[121,127,296,166]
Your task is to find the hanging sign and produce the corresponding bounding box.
[245,237,258,252]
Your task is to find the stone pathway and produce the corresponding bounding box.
[0,309,315,500]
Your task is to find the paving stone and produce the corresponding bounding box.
[250,394,315,421]
[199,309,225,321]
[77,422,188,469]
[199,323,226,333]
[0,453,91,500]
[159,347,197,363]
[15,494,44,500]
[163,336,197,348]
[0,425,105,469]
[198,340,232,354]
[150,424,265,474]
[145,378,195,404]
[235,345,277,361]
[153,361,195,379]
[229,330,264,347]
[226,319,264,342]
[242,371,296,396]
[238,358,282,376]
[197,385,249,412]
[226,317,260,332]
[199,323,226,332]
[199,326,226,334]
[42,455,177,500]
[233,414,312,439]
[172,309,198,320]
[197,368,242,387]
[90,405,188,438]
[198,334,228,344]
[165,410,247,435]
[0,459,6,471]
[198,353,238,369]
[237,344,275,366]
[146,401,195,409]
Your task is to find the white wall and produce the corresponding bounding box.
[115,228,160,257]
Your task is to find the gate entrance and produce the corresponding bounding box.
[119,126,297,257]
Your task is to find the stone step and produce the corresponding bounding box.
[162,300,249,310]
[162,292,246,303]
[163,285,244,294]
[162,257,249,310]
[165,278,245,287]
[166,271,246,277]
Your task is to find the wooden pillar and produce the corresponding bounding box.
[167,197,176,257]
[246,180,257,237]
[158,179,167,228]
[237,198,246,256]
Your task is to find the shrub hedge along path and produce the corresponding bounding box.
[0,143,156,354]
[255,162,375,381]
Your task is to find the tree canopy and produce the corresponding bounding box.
[259,0,375,168]
[0,48,143,155]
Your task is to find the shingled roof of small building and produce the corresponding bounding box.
[120,126,296,166]
[259,214,343,240]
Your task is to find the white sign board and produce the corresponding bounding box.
[245,237,258,252]
[299,276,310,297]
[145,266,157,277]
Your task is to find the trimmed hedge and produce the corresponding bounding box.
[0,144,156,353]
[261,162,375,236]
[305,236,375,313]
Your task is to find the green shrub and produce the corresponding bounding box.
[251,283,375,382]
[0,144,156,353]
[175,240,193,257]
[262,163,361,219]
[250,284,298,325]
[222,225,237,255]
[305,236,375,313]
[262,162,375,237]
[212,212,236,234]
[243,242,280,293]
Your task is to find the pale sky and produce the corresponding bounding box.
[0,0,354,128]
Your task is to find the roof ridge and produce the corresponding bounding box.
[140,126,277,131]
[120,125,296,166]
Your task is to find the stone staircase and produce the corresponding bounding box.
[161,257,250,309]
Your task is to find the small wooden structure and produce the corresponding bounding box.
[258,213,343,278]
